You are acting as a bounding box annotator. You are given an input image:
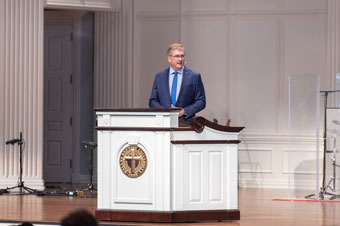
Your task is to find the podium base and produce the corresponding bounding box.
[95,209,240,222]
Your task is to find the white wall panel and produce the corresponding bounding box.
[282,15,326,78]
[230,0,279,13]
[239,149,273,173]
[282,150,321,174]
[0,0,44,189]
[229,16,279,132]
[134,0,180,13]
[182,0,228,13]
[133,17,180,107]
[279,14,326,132]
[182,16,229,123]
[282,0,326,12]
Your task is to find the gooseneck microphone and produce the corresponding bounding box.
[5,138,21,145]
[81,141,97,149]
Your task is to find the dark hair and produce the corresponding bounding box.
[61,209,97,226]
[18,223,33,226]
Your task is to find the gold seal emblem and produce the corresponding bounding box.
[119,145,147,178]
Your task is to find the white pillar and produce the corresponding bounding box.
[0,0,44,189]
[327,0,340,107]
[94,1,134,108]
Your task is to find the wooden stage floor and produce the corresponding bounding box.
[0,188,340,226]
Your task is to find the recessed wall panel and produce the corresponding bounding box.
[239,149,273,173]
[230,0,279,12]
[229,16,279,132]
[133,18,179,107]
[282,0,326,12]
[182,16,228,123]
[283,15,326,78]
[182,0,228,13]
[283,150,321,174]
[134,0,180,12]
[280,14,326,132]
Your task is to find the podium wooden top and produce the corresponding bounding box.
[95,111,244,133]
[94,107,180,112]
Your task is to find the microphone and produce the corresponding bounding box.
[5,139,21,145]
[333,120,340,126]
[81,141,97,149]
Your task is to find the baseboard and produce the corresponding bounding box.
[0,177,45,190]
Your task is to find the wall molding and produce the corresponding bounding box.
[45,0,121,11]
[239,178,319,189]
[239,133,322,145]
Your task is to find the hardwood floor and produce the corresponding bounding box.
[0,188,339,226]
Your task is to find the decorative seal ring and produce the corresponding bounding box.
[119,145,147,178]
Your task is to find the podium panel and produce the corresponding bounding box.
[95,108,243,222]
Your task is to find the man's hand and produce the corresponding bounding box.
[171,105,185,117]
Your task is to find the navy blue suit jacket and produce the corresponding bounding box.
[149,66,206,120]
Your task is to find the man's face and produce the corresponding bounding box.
[168,49,185,71]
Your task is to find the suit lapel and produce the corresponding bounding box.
[176,66,187,104]
[164,67,171,104]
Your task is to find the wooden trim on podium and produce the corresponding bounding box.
[95,209,240,222]
[171,140,241,144]
[95,126,194,131]
[190,117,244,133]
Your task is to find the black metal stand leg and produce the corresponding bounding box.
[82,141,97,192]
[305,91,339,200]
[306,92,328,200]
[2,132,39,195]
[305,90,340,200]
[85,148,96,192]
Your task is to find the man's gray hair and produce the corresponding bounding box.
[167,43,185,56]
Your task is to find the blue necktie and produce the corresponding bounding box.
[171,71,178,106]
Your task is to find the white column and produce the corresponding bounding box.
[0,0,44,189]
[327,0,340,107]
[94,0,134,108]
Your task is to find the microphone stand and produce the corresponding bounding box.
[306,90,340,200]
[325,134,340,200]
[4,132,38,194]
[81,141,97,192]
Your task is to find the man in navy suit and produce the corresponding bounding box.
[149,43,206,121]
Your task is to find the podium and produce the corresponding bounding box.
[95,108,244,222]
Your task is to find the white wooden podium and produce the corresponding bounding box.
[95,108,243,222]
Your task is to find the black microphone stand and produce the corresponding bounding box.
[81,141,97,192]
[306,90,340,200]
[4,132,38,194]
